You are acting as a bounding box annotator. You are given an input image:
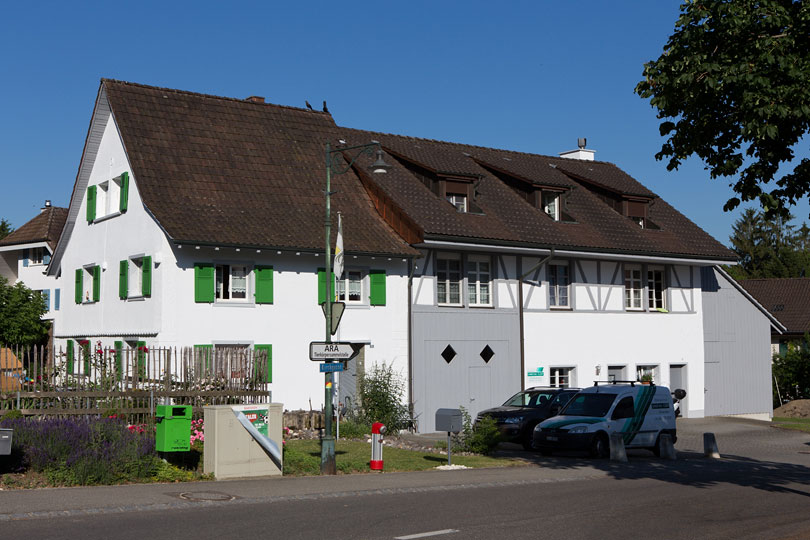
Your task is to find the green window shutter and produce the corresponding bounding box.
[194,263,215,303]
[194,344,213,371]
[369,269,387,306]
[66,340,75,373]
[136,341,146,378]
[92,265,101,302]
[75,269,83,304]
[317,268,336,304]
[86,185,97,222]
[142,256,152,297]
[114,340,123,381]
[119,260,128,299]
[119,172,129,213]
[81,341,91,375]
[255,266,274,304]
[255,344,273,383]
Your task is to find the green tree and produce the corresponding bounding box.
[0,218,13,241]
[773,336,810,406]
[0,276,50,346]
[356,362,409,431]
[636,0,810,218]
[726,208,810,279]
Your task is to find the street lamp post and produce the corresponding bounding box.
[322,140,390,475]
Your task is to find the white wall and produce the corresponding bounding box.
[57,113,168,338]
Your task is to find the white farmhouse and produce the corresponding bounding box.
[0,203,67,322]
[46,79,776,430]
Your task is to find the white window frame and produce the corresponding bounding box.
[446,193,467,213]
[215,263,250,303]
[624,264,643,311]
[436,253,462,306]
[549,367,574,388]
[128,256,145,299]
[29,247,45,266]
[636,365,657,383]
[543,193,560,221]
[467,255,492,307]
[93,177,123,221]
[83,265,97,304]
[547,262,571,309]
[647,265,667,311]
[336,269,365,304]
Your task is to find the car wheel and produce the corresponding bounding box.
[522,424,539,451]
[589,433,609,459]
[651,435,661,457]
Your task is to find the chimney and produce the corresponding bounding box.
[41,200,51,213]
[559,138,595,161]
[246,96,265,104]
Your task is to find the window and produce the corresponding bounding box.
[547,263,570,308]
[611,397,635,420]
[637,365,656,383]
[624,264,643,310]
[543,193,560,221]
[550,367,573,388]
[86,172,129,223]
[446,193,467,212]
[75,265,100,304]
[216,264,248,301]
[336,270,363,303]
[647,266,666,310]
[29,247,45,265]
[467,255,491,306]
[120,256,153,299]
[436,254,462,305]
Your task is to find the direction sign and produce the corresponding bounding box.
[320,362,344,373]
[309,341,363,361]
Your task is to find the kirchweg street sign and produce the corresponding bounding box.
[309,341,363,361]
[319,362,344,373]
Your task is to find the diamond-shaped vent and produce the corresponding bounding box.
[441,345,457,364]
[480,345,495,363]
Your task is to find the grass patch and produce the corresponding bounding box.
[773,417,810,433]
[282,439,522,476]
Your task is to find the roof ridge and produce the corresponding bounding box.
[339,125,624,167]
[101,78,332,116]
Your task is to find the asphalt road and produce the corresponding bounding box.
[3,417,810,540]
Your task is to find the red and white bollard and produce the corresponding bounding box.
[370,422,387,470]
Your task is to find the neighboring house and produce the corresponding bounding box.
[47,79,772,430]
[702,268,785,420]
[738,278,810,355]
[0,203,67,320]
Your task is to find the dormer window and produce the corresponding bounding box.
[446,193,467,212]
[543,193,560,221]
[632,216,644,228]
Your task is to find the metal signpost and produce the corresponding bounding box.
[319,140,390,475]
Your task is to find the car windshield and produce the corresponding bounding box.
[559,393,617,417]
[502,391,556,408]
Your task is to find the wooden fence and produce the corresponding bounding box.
[0,344,271,422]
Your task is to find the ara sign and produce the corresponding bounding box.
[309,341,363,361]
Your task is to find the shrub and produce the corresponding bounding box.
[356,362,409,432]
[3,417,160,485]
[336,417,371,439]
[452,407,502,455]
[773,335,810,406]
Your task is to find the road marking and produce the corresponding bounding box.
[395,529,458,539]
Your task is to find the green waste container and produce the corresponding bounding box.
[155,405,192,452]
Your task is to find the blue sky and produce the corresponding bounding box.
[2,0,808,246]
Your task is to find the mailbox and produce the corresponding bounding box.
[435,408,462,433]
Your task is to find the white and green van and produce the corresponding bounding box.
[532,382,678,458]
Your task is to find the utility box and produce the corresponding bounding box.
[0,428,11,455]
[156,405,192,452]
[204,403,283,479]
[435,408,463,433]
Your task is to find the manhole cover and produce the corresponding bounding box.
[178,491,236,502]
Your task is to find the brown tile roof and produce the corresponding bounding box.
[101,79,733,261]
[0,207,67,251]
[738,278,810,335]
[337,128,734,260]
[102,80,418,257]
